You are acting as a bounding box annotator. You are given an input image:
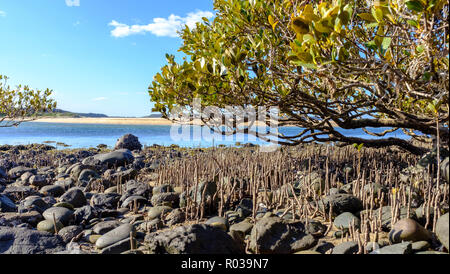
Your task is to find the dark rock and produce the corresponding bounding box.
[73,205,98,224]
[58,225,83,243]
[0,227,65,254]
[2,186,36,199]
[152,184,173,195]
[18,196,48,214]
[91,149,134,168]
[90,193,120,209]
[78,169,99,184]
[236,198,253,218]
[29,175,48,187]
[59,188,86,208]
[0,211,43,227]
[370,242,413,254]
[230,219,253,236]
[0,194,17,212]
[151,192,179,207]
[7,166,36,180]
[305,220,327,237]
[145,224,243,254]
[249,216,315,254]
[137,219,164,232]
[312,241,334,254]
[114,134,142,151]
[318,194,363,215]
[40,185,65,197]
[165,209,185,227]
[411,241,430,252]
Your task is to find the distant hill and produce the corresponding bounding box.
[41,109,109,118]
[142,113,163,118]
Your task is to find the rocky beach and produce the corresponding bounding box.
[0,134,448,254]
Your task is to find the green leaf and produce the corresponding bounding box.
[416,45,424,54]
[406,20,419,28]
[406,1,424,12]
[381,37,392,53]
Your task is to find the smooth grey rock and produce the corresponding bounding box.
[100,238,133,254]
[121,195,147,209]
[332,241,359,254]
[43,207,74,225]
[370,242,413,254]
[95,223,134,249]
[148,206,172,220]
[436,213,449,250]
[411,241,430,252]
[92,149,134,168]
[230,220,253,235]
[37,220,64,233]
[334,212,360,231]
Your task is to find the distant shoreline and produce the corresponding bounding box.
[34,117,179,125]
[34,117,277,127]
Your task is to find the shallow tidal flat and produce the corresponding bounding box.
[0,140,448,254]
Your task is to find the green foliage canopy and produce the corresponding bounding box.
[149,0,449,154]
[0,75,56,127]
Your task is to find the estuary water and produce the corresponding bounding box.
[0,122,409,149]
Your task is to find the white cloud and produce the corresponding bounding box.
[0,10,6,17]
[65,0,80,7]
[73,21,81,26]
[92,97,108,101]
[108,10,214,38]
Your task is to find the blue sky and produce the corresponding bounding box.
[0,0,214,117]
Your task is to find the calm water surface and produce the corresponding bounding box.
[0,122,409,149]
